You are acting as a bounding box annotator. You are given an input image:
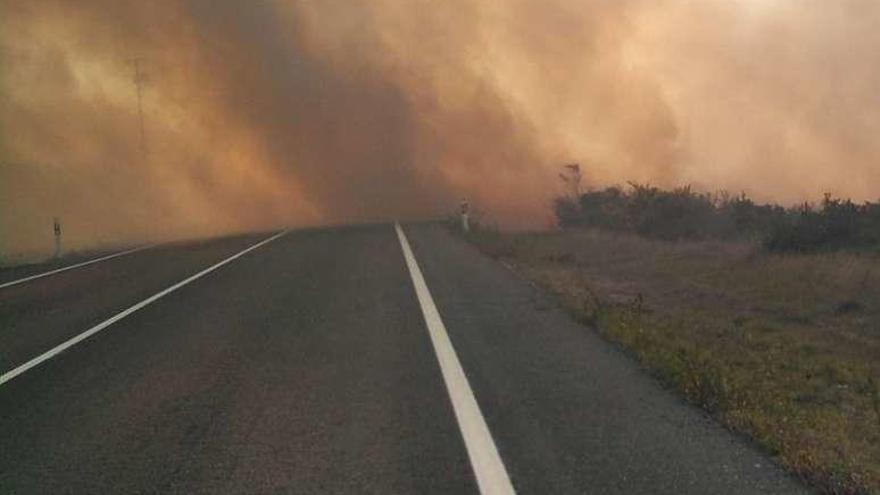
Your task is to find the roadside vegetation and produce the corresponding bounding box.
[554,164,880,253]
[460,166,880,494]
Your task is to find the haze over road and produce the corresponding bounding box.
[0,223,809,494]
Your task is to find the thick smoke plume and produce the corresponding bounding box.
[3,1,880,256]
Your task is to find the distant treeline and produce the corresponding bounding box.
[554,182,880,252]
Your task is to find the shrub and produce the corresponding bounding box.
[556,182,777,241]
[553,168,880,252]
[764,195,880,253]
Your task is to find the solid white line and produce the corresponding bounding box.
[395,223,517,495]
[0,230,288,386]
[0,244,155,290]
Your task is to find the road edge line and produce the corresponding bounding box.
[395,222,517,495]
[0,244,156,290]
[0,230,288,386]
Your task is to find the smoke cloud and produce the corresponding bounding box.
[3,0,880,256]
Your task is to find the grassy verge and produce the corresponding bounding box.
[464,225,880,494]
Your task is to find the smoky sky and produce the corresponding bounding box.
[3,0,880,255]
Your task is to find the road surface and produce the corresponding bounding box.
[0,223,809,494]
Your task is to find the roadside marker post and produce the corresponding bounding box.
[53,217,62,259]
[460,199,470,234]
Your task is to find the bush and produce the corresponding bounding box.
[764,195,880,253]
[556,182,780,241]
[554,175,879,252]
[626,184,720,240]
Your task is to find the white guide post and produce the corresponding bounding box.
[53,217,62,259]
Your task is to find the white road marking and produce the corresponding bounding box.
[0,230,288,386]
[0,244,155,290]
[395,223,517,495]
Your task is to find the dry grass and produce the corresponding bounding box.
[466,226,880,494]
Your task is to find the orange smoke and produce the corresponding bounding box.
[3,1,880,256]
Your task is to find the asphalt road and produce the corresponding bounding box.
[0,223,810,494]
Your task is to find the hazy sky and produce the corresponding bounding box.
[3,0,880,255]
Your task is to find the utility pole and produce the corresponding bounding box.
[128,57,147,155]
